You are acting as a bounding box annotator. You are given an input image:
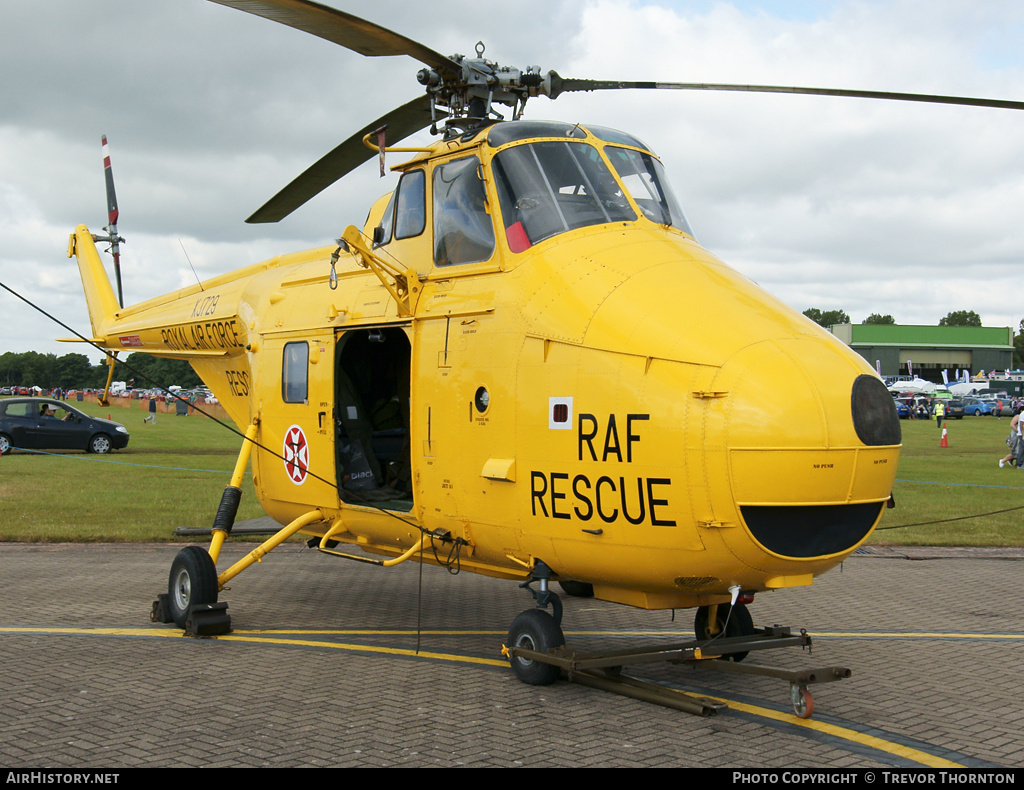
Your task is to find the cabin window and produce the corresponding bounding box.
[282,341,309,403]
[492,141,636,251]
[605,146,693,236]
[394,169,426,240]
[433,156,495,266]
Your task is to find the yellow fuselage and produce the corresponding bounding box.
[69,121,900,610]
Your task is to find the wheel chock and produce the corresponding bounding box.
[150,594,173,624]
[184,602,231,637]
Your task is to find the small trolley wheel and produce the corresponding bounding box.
[791,685,814,719]
[168,546,218,629]
[507,608,565,686]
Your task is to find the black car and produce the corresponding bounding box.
[0,397,130,455]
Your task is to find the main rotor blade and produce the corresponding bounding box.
[549,76,1024,111]
[247,95,441,223]
[207,0,460,76]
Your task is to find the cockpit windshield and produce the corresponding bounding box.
[492,141,636,252]
[604,146,693,236]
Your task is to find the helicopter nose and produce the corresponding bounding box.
[705,337,900,563]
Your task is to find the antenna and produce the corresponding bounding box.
[179,238,204,291]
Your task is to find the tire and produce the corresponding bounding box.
[791,685,815,719]
[507,609,565,686]
[694,602,755,662]
[168,546,218,629]
[0,433,11,455]
[558,580,594,598]
[88,434,112,454]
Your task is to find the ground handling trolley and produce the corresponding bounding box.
[504,623,850,719]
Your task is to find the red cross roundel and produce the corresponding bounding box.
[283,424,309,485]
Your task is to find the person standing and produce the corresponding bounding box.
[934,399,945,432]
[1000,409,1021,467]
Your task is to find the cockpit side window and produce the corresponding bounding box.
[605,146,694,236]
[374,169,426,248]
[433,156,495,266]
[394,169,426,240]
[492,141,636,252]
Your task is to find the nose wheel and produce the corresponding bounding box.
[506,560,566,685]
[694,602,755,662]
[507,609,565,685]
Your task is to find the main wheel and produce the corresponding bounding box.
[88,434,112,454]
[507,609,565,686]
[558,580,594,598]
[168,546,218,629]
[0,433,11,455]
[694,602,755,662]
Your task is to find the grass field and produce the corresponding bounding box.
[1,399,1022,545]
[876,414,1024,546]
[0,398,266,541]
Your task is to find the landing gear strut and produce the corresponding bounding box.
[506,560,566,685]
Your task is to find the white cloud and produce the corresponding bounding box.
[2,0,1024,366]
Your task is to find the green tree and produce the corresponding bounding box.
[55,353,95,389]
[803,308,850,327]
[862,313,896,325]
[938,310,982,327]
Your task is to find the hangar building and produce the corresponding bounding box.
[829,324,1014,384]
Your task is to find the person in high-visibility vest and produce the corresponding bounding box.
[934,399,945,432]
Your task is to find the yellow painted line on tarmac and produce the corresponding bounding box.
[0,625,507,667]
[232,628,1024,640]
[809,631,1024,640]
[0,626,181,637]
[0,625,977,766]
[700,694,967,769]
[216,633,509,668]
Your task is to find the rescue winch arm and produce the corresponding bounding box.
[338,225,421,317]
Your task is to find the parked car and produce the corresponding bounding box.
[894,399,910,419]
[962,397,993,416]
[944,399,965,420]
[0,397,130,455]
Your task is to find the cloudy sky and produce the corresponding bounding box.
[3,0,1024,363]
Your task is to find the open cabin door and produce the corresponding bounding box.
[255,332,338,514]
[334,325,414,512]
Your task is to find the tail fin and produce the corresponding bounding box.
[67,225,120,341]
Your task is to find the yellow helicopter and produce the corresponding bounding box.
[65,0,1024,715]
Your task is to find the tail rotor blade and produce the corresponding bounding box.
[100,135,124,308]
[102,135,119,227]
